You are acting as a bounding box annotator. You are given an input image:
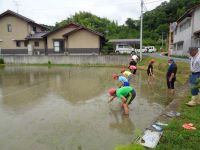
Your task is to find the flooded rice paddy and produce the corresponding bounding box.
[0,66,174,150]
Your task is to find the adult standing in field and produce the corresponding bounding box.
[166,59,177,94]
[186,47,200,106]
[131,55,139,62]
[147,59,155,84]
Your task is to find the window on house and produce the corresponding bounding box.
[54,40,64,52]
[24,41,28,47]
[194,39,200,47]
[177,42,184,50]
[180,19,191,32]
[16,41,21,47]
[34,41,39,47]
[175,28,177,35]
[173,44,177,50]
[7,24,12,32]
[33,26,37,32]
[54,41,60,52]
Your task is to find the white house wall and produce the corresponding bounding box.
[173,23,192,55]
[193,7,200,33]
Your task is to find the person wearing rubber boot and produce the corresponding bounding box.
[186,47,200,106]
[108,86,136,115]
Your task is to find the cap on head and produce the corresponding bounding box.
[132,55,138,60]
[112,74,118,79]
[129,65,137,70]
[108,88,116,96]
[120,68,126,73]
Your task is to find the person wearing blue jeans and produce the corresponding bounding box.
[186,47,200,106]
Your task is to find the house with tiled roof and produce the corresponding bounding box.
[0,10,104,55]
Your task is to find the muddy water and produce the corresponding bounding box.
[0,66,174,150]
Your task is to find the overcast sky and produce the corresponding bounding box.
[0,0,169,26]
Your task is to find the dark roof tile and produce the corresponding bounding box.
[0,10,48,30]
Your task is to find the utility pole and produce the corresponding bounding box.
[161,32,164,50]
[168,24,172,62]
[140,0,143,61]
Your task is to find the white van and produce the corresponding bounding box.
[136,47,147,53]
[115,44,135,54]
[145,46,157,53]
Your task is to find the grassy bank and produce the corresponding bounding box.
[156,95,200,150]
[144,57,200,150]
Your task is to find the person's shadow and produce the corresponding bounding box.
[109,109,135,134]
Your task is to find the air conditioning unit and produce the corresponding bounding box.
[34,51,40,55]
[64,52,69,55]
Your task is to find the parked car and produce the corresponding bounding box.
[135,47,147,53]
[115,44,136,54]
[135,46,157,53]
[145,46,157,53]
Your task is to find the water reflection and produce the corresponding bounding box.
[0,67,116,107]
[109,109,135,134]
[0,66,177,150]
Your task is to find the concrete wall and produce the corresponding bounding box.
[29,40,45,50]
[68,48,99,54]
[2,55,130,65]
[68,29,100,48]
